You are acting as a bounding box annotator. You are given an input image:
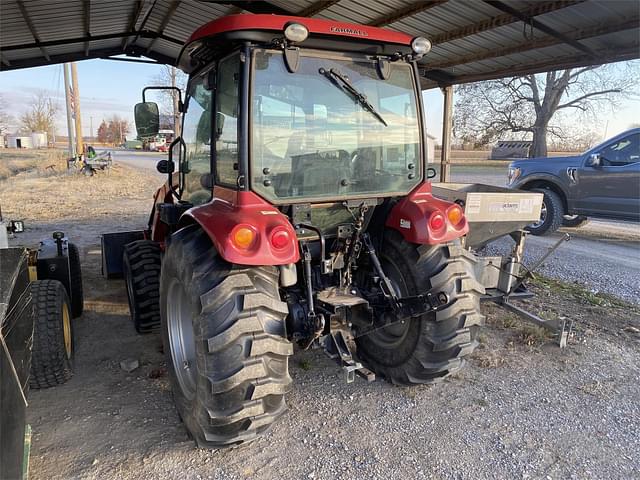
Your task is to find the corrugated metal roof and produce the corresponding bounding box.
[0,0,638,87]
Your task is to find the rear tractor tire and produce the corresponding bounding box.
[356,231,485,385]
[160,225,292,448]
[123,240,162,334]
[30,280,75,389]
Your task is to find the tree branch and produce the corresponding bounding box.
[557,89,622,109]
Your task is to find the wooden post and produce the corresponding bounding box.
[70,62,84,156]
[439,85,453,182]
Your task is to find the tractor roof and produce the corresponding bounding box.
[188,14,412,46]
[179,14,413,72]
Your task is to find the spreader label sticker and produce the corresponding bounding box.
[519,198,534,214]
[400,219,411,229]
[489,202,519,213]
[466,197,481,214]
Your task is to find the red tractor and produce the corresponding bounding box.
[117,15,485,448]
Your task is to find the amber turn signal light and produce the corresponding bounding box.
[447,205,464,226]
[231,225,256,250]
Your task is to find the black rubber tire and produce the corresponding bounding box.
[29,280,75,389]
[562,215,589,228]
[123,240,162,334]
[160,225,292,449]
[525,188,564,236]
[355,231,485,385]
[67,242,84,318]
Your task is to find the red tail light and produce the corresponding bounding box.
[270,226,290,250]
[429,211,446,231]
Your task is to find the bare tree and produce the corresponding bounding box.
[0,94,14,135]
[454,62,637,157]
[20,90,59,138]
[151,65,187,136]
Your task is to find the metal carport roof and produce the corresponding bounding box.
[1,0,638,87]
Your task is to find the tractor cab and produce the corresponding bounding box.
[134,15,466,255]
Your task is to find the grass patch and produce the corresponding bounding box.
[531,274,629,308]
[518,325,552,346]
[298,359,312,371]
[0,148,68,181]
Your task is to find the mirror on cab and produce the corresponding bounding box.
[586,153,601,167]
[134,102,160,138]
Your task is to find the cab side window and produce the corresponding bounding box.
[181,75,212,205]
[599,133,640,166]
[215,54,240,186]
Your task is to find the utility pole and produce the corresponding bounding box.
[63,63,76,158]
[90,116,93,142]
[70,62,84,156]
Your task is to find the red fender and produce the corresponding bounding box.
[181,187,299,266]
[386,182,468,245]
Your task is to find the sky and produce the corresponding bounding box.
[0,58,638,142]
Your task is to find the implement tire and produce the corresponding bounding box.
[123,240,162,334]
[67,242,84,318]
[356,231,485,385]
[30,280,74,389]
[160,225,292,449]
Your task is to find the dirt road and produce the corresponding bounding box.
[2,158,637,479]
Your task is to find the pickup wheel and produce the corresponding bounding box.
[355,231,485,385]
[562,215,589,228]
[526,188,563,236]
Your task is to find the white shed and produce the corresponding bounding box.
[6,131,48,149]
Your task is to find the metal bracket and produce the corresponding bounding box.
[499,298,573,348]
[320,330,375,383]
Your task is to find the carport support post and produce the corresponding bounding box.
[63,63,76,158]
[439,85,453,182]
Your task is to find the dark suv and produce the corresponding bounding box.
[507,128,640,235]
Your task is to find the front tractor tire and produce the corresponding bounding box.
[356,231,485,385]
[123,240,162,334]
[160,225,292,449]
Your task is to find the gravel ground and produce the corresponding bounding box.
[24,243,640,479]
[484,234,640,305]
